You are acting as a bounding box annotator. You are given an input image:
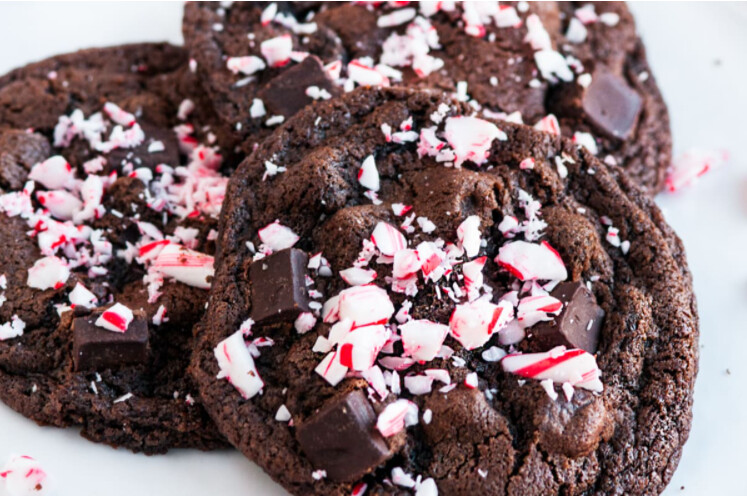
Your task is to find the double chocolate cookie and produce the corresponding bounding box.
[192,87,697,495]
[182,1,671,192]
[0,44,233,453]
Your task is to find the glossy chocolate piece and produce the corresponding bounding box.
[582,69,642,141]
[72,310,149,371]
[256,55,341,118]
[530,282,604,353]
[295,389,391,482]
[249,248,310,323]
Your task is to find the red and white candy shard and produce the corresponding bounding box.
[392,248,421,279]
[0,315,26,341]
[456,215,482,258]
[103,102,136,127]
[665,148,729,192]
[261,34,292,67]
[27,256,70,290]
[371,221,407,256]
[358,155,380,192]
[294,312,317,334]
[462,256,486,301]
[226,55,266,75]
[340,267,377,286]
[533,114,561,136]
[214,330,264,399]
[69,282,97,308]
[443,116,503,167]
[36,190,82,221]
[449,299,514,350]
[258,221,299,252]
[400,319,449,362]
[338,324,389,371]
[348,59,390,87]
[1,455,53,496]
[335,285,395,328]
[496,240,568,281]
[28,155,74,190]
[95,303,134,333]
[517,294,563,328]
[501,346,603,393]
[152,243,215,289]
[315,350,348,386]
[376,399,417,438]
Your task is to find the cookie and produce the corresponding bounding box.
[182,1,671,192]
[0,44,234,453]
[191,87,697,495]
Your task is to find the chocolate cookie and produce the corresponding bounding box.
[192,87,697,495]
[0,44,233,453]
[182,1,671,192]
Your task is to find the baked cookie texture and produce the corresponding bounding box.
[192,87,697,495]
[182,1,671,192]
[0,43,233,453]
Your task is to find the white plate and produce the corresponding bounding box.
[0,3,745,495]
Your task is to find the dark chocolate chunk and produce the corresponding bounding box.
[106,121,180,172]
[249,248,310,323]
[295,389,391,482]
[530,282,604,353]
[72,310,149,371]
[582,69,642,141]
[256,56,341,118]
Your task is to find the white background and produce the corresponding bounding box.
[0,3,745,495]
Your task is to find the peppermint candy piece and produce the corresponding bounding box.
[294,312,317,334]
[516,294,563,328]
[449,299,514,350]
[69,282,97,309]
[456,215,482,258]
[1,455,53,496]
[95,303,134,333]
[36,190,82,221]
[400,319,449,362]
[371,221,407,256]
[377,7,417,27]
[338,324,389,371]
[261,34,292,67]
[501,346,603,392]
[462,256,486,301]
[348,60,390,87]
[315,350,348,386]
[340,267,377,286]
[27,256,69,290]
[358,155,380,192]
[0,315,26,341]
[103,102,136,127]
[152,244,215,289]
[392,248,421,279]
[443,116,503,167]
[226,55,266,75]
[533,114,561,136]
[214,330,264,399]
[28,155,74,190]
[258,221,300,252]
[495,240,568,281]
[337,285,395,328]
[665,149,728,192]
[376,399,418,438]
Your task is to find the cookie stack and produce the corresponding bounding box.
[0,3,698,496]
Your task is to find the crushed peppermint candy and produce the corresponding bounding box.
[214,330,264,399]
[95,303,134,333]
[0,455,53,496]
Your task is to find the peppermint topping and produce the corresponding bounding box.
[495,240,568,281]
[0,455,53,496]
[151,243,215,289]
[449,299,514,350]
[0,316,26,341]
[258,221,300,252]
[214,330,264,399]
[443,116,503,167]
[27,256,69,290]
[261,34,293,67]
[95,303,134,333]
[501,346,603,392]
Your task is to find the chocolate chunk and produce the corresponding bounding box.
[106,121,180,172]
[256,56,341,118]
[530,282,604,353]
[295,389,391,482]
[582,69,642,140]
[249,248,310,323]
[72,310,149,371]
